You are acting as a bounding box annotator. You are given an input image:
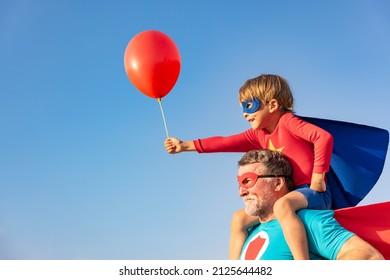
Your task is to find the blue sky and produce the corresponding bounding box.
[1,0,389,259]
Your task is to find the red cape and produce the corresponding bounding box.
[334,201,390,259]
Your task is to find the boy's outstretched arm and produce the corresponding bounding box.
[164,137,196,154]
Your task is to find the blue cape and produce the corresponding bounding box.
[301,116,389,209]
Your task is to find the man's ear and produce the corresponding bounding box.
[274,177,285,191]
[268,99,280,113]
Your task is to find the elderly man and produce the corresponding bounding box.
[235,149,384,260]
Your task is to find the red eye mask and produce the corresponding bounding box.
[237,172,287,188]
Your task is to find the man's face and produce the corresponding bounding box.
[238,163,276,218]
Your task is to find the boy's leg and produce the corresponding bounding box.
[273,191,309,260]
[229,209,259,259]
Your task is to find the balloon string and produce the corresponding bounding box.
[157,98,169,138]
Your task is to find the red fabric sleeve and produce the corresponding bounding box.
[193,129,263,153]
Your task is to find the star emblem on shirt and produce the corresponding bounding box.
[268,139,284,153]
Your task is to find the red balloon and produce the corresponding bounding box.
[124,30,181,99]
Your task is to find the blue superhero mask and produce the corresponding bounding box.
[242,98,261,114]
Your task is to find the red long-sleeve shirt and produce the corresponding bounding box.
[194,113,333,186]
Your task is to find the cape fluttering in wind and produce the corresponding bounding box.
[301,117,389,209]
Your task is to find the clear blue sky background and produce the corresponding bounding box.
[1,0,389,260]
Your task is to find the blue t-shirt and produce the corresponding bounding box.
[240,209,354,260]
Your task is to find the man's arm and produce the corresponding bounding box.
[336,235,384,260]
[300,209,385,260]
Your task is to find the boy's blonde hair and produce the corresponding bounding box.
[238,74,294,113]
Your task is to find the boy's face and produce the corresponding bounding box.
[242,98,261,114]
[242,98,271,130]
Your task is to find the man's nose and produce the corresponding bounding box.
[239,186,249,197]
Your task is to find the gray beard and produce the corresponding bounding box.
[245,202,273,219]
[243,192,274,220]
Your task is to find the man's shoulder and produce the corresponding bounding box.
[297,208,334,215]
[297,209,335,224]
